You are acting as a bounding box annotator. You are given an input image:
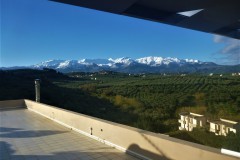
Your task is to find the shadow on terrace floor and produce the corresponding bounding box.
[0,141,139,160]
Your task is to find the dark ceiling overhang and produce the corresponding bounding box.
[51,0,240,40]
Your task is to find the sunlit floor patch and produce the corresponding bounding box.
[0,108,139,160]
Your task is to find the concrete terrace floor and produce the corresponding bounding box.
[0,108,139,160]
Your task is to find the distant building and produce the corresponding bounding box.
[209,73,213,76]
[178,112,206,131]
[99,71,108,75]
[231,73,240,76]
[209,118,240,136]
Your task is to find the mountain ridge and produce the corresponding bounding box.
[1,56,239,73]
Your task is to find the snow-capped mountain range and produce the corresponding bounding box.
[2,56,239,73]
[33,57,201,69]
[29,56,220,73]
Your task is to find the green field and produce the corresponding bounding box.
[1,69,240,151]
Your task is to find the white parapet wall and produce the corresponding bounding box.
[221,149,240,158]
[1,99,238,160]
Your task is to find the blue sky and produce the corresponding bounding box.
[1,0,239,67]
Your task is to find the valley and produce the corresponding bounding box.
[0,69,240,151]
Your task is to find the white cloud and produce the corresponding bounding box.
[213,35,240,65]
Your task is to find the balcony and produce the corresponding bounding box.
[0,107,137,160]
[0,99,238,160]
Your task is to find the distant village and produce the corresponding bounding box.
[209,72,240,77]
[178,112,240,136]
[68,70,240,79]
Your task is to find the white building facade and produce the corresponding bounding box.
[209,118,240,136]
[178,112,206,131]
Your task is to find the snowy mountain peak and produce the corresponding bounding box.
[136,56,164,66]
[108,57,133,64]
[185,59,200,63]
[34,60,65,68]
[79,58,111,65]
[4,56,238,74]
[57,60,73,69]
[31,56,205,73]
[135,56,199,66]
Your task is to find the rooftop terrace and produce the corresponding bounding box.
[0,99,239,160]
[0,108,137,160]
